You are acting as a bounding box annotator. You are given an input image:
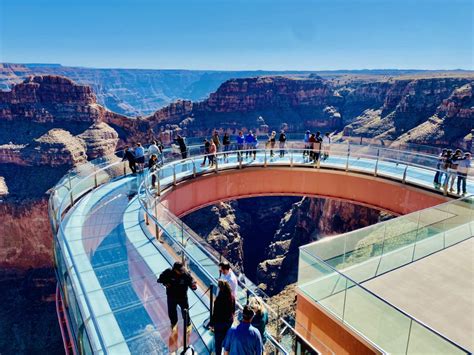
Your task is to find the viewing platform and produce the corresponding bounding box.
[48,140,474,354]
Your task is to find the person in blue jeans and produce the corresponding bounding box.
[245,131,256,159]
[223,305,263,355]
[236,131,245,160]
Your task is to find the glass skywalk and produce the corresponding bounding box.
[49,140,473,354]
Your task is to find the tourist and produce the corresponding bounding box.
[174,134,187,159]
[245,131,256,159]
[201,138,211,166]
[434,149,448,189]
[441,149,452,189]
[308,133,317,161]
[148,140,160,158]
[148,154,158,187]
[209,280,235,355]
[122,146,137,174]
[219,262,238,299]
[249,297,269,346]
[267,131,276,157]
[212,131,221,152]
[457,152,471,195]
[135,143,145,172]
[314,131,323,162]
[303,130,311,159]
[223,132,231,161]
[223,305,263,355]
[209,140,217,167]
[447,149,463,192]
[322,132,331,161]
[278,130,287,158]
[148,140,164,165]
[236,131,245,160]
[157,262,197,332]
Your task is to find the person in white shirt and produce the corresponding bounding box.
[322,132,331,161]
[148,140,163,164]
[219,262,238,299]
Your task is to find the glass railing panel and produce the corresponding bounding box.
[343,281,411,354]
[298,250,346,319]
[406,320,466,355]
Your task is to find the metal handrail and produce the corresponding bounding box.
[139,146,473,354]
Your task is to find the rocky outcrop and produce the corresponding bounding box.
[181,202,245,269]
[256,197,391,294]
[342,77,474,147]
[21,129,87,167]
[78,122,119,159]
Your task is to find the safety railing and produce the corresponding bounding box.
[298,196,473,354]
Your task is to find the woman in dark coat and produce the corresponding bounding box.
[209,280,235,355]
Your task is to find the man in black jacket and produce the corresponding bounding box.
[122,146,137,174]
[158,262,197,331]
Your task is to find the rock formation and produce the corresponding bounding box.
[183,196,392,295]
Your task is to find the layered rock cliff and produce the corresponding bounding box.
[0,76,123,354]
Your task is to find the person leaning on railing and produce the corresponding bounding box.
[456,152,471,195]
[174,135,188,159]
[122,146,137,174]
[447,149,463,192]
[434,149,448,189]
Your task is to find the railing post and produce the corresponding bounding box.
[144,200,149,225]
[264,149,267,167]
[402,165,408,184]
[68,175,74,207]
[173,164,177,186]
[94,166,98,188]
[192,159,196,178]
[123,161,127,176]
[374,149,380,177]
[215,155,219,173]
[209,284,214,321]
[239,154,242,169]
[345,142,350,172]
[156,171,161,196]
[290,150,294,167]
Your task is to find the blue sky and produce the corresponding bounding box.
[1,0,472,70]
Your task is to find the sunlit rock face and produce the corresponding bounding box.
[182,196,393,296]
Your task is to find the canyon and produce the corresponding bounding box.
[0,69,472,353]
[182,196,392,296]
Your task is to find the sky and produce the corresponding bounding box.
[0,0,472,71]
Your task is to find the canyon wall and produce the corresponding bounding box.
[0,72,472,352]
[0,76,123,354]
[182,196,392,296]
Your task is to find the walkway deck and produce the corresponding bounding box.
[364,237,474,352]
